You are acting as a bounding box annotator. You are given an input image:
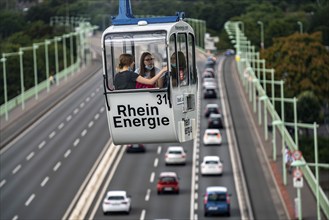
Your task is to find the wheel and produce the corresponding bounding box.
[204,212,208,217]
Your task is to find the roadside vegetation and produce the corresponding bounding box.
[0,0,328,162]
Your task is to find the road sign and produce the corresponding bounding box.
[293,169,303,178]
[293,177,304,188]
[292,150,302,160]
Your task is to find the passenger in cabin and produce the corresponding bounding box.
[114,53,167,90]
[170,51,187,87]
[135,52,164,88]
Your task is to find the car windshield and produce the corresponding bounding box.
[160,177,176,182]
[207,132,219,136]
[168,150,182,154]
[205,160,218,164]
[207,193,226,202]
[108,196,125,200]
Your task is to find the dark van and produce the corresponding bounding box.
[204,186,231,216]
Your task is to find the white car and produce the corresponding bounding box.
[200,156,223,175]
[202,78,216,88]
[203,129,222,145]
[102,191,131,215]
[165,146,186,165]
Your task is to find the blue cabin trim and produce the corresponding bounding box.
[111,0,185,25]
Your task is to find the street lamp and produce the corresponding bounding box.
[297,21,303,34]
[257,21,264,49]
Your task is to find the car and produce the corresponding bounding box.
[203,129,222,145]
[202,71,214,79]
[200,156,223,175]
[126,144,146,153]
[157,172,180,194]
[102,190,131,215]
[202,78,216,89]
[165,146,186,165]
[204,104,220,117]
[205,56,216,67]
[204,186,231,216]
[224,49,235,56]
[208,113,224,129]
[203,85,217,99]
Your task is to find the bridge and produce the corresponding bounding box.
[0,18,328,220]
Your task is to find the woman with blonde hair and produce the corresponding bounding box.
[114,53,167,90]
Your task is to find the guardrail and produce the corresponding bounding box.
[1,20,98,120]
[224,21,329,219]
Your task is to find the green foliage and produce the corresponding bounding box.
[299,135,329,163]
[261,32,329,106]
[297,91,321,123]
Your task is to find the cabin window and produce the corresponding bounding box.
[103,31,167,91]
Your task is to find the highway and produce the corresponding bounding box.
[0,37,286,219]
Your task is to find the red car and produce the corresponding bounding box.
[157,172,180,194]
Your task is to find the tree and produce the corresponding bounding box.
[297,91,321,123]
[261,32,329,106]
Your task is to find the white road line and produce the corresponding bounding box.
[41,176,49,187]
[150,172,155,183]
[58,122,64,130]
[80,102,85,108]
[194,193,198,200]
[194,202,198,210]
[0,179,6,188]
[66,115,72,122]
[12,215,18,220]
[38,141,46,149]
[91,92,95,97]
[26,152,35,161]
[49,131,56,139]
[88,121,94,128]
[81,129,87,137]
[157,146,162,154]
[12,164,21,174]
[73,108,79,114]
[100,106,105,113]
[73,138,80,147]
[153,158,158,167]
[140,209,146,220]
[145,189,151,201]
[86,97,90,102]
[94,113,100,120]
[195,183,198,191]
[64,149,71,158]
[53,162,61,172]
[25,194,35,206]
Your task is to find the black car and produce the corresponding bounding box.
[126,144,146,153]
[203,86,217,99]
[208,113,224,129]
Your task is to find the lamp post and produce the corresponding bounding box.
[297,21,303,34]
[257,21,264,49]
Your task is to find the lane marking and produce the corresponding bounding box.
[73,139,80,147]
[140,209,146,220]
[86,97,90,102]
[64,149,71,158]
[88,121,94,128]
[94,113,99,120]
[26,152,35,161]
[66,115,72,122]
[25,194,35,206]
[0,179,6,188]
[49,131,56,139]
[53,162,61,172]
[145,189,151,201]
[12,164,21,174]
[150,172,155,183]
[58,122,64,130]
[81,129,87,137]
[80,102,85,108]
[153,158,158,168]
[41,176,49,187]
[38,141,46,149]
[12,215,18,220]
[157,146,161,155]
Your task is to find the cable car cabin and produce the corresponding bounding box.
[101,10,198,145]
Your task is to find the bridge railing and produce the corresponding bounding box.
[1,19,98,121]
[225,21,329,219]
